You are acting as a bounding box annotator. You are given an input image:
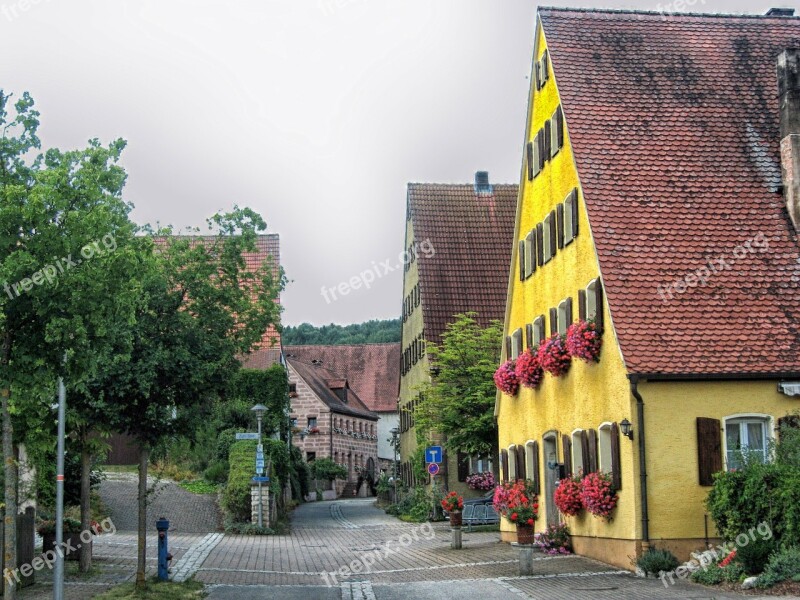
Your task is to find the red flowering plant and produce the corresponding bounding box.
[440,491,464,513]
[466,471,495,491]
[514,348,544,389]
[565,319,602,363]
[579,471,618,521]
[494,359,520,395]
[534,522,572,555]
[537,334,571,377]
[554,475,584,516]
[492,480,539,526]
[719,549,737,567]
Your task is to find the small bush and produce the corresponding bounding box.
[736,536,777,575]
[757,546,800,588]
[636,547,679,577]
[203,461,228,484]
[691,563,726,585]
[224,521,275,535]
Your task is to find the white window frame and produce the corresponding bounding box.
[525,441,536,479]
[543,213,554,263]
[571,429,584,475]
[557,300,570,335]
[598,422,613,475]
[507,445,517,482]
[586,279,600,321]
[723,414,773,470]
[511,328,523,358]
[524,231,534,278]
[564,195,575,245]
[533,317,545,346]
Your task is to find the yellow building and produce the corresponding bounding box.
[398,174,517,497]
[496,8,800,569]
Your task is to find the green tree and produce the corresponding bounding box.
[282,318,401,345]
[415,313,503,470]
[1,91,141,596]
[310,458,347,483]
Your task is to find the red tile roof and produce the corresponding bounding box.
[286,358,379,420]
[284,344,400,412]
[408,183,518,344]
[540,8,800,375]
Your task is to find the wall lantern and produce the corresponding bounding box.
[620,418,634,440]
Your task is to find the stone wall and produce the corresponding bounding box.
[250,483,270,527]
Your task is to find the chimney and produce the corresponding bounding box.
[778,49,800,230]
[474,171,493,195]
[767,8,795,16]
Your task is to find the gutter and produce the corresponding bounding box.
[630,372,800,382]
[628,375,649,548]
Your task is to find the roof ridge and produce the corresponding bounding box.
[284,342,400,348]
[538,6,800,19]
[408,182,518,186]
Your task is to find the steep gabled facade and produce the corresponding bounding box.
[496,8,800,568]
[399,174,517,497]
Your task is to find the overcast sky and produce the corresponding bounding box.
[1,0,788,325]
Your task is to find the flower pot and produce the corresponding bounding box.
[516,523,535,545]
[449,511,462,528]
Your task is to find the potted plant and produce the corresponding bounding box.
[554,475,583,516]
[38,518,87,561]
[493,480,539,544]
[565,319,602,363]
[441,491,464,527]
[579,471,618,521]
[537,334,572,377]
[465,471,495,491]
[515,348,544,388]
[494,359,520,395]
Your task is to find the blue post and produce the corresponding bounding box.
[156,518,170,581]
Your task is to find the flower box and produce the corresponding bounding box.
[515,348,544,388]
[566,320,602,363]
[537,334,571,377]
[494,359,520,395]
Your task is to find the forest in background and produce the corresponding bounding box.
[281,318,401,345]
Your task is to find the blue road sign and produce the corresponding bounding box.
[252,476,270,483]
[425,446,443,464]
[236,432,259,440]
[427,463,440,476]
[256,459,265,469]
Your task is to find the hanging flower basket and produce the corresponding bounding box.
[537,334,572,377]
[494,359,520,395]
[466,471,495,491]
[554,475,584,516]
[515,348,544,388]
[566,319,602,363]
[579,471,618,521]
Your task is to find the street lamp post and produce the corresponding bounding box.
[251,403,267,527]
[390,427,399,504]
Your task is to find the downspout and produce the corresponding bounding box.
[629,376,650,550]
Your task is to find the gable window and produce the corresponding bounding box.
[725,416,770,470]
[307,417,317,429]
[511,328,523,358]
[551,105,564,158]
[543,213,554,263]
[536,49,549,90]
[524,230,535,278]
[564,189,578,245]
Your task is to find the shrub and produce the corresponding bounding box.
[204,460,229,484]
[757,546,800,588]
[222,441,258,522]
[690,563,726,585]
[636,547,679,577]
[736,535,777,575]
[310,458,347,483]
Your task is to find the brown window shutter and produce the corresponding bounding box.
[505,336,512,358]
[536,223,544,266]
[587,429,599,473]
[570,190,579,238]
[457,451,469,482]
[578,289,587,321]
[549,308,558,336]
[517,445,526,481]
[594,280,605,333]
[518,240,526,282]
[555,105,564,150]
[580,430,590,474]
[611,422,622,490]
[526,142,534,180]
[531,441,541,494]
[543,120,552,162]
[697,417,723,486]
[549,210,557,257]
[564,297,573,329]
[526,324,533,349]
[528,230,537,273]
[542,50,549,84]
[501,449,509,482]
[556,203,565,249]
[534,60,540,90]
[561,435,572,477]
[537,130,546,170]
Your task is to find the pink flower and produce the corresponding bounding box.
[565,320,602,363]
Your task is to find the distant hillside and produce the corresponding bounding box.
[282,319,401,346]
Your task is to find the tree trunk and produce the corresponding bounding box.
[136,443,149,588]
[2,330,17,600]
[79,432,92,573]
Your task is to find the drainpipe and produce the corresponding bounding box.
[629,376,650,550]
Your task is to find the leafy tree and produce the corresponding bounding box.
[282,318,401,345]
[310,458,347,483]
[0,91,141,595]
[415,313,503,471]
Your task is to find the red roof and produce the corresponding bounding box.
[286,358,378,420]
[284,344,400,412]
[540,8,800,376]
[408,182,518,344]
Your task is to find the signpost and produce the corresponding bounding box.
[425,446,443,464]
[236,432,259,440]
[427,463,440,476]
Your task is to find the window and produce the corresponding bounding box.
[564,189,578,246]
[725,417,769,470]
[533,316,545,346]
[598,423,613,474]
[524,230,535,278]
[307,417,317,429]
[290,418,298,428]
[557,298,572,335]
[307,452,316,462]
[511,328,523,358]
[507,445,517,482]
[571,430,584,475]
[586,279,599,321]
[551,105,564,158]
[289,382,297,396]
[543,213,554,263]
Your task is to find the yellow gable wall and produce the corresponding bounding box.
[498,20,640,543]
